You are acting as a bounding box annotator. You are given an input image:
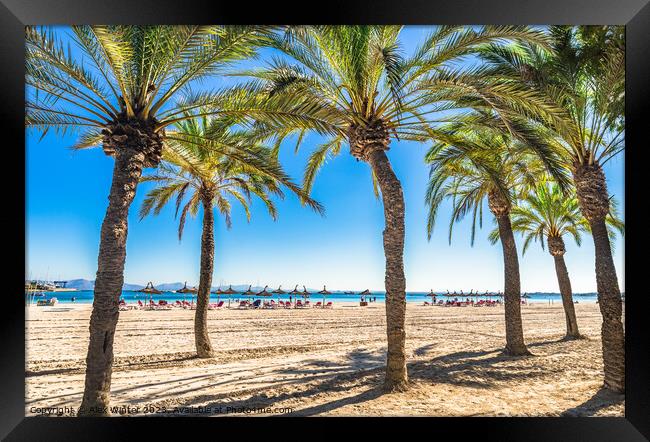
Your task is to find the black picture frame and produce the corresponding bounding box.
[3,0,648,439]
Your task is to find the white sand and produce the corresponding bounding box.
[25,302,624,417]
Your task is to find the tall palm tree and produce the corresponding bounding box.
[489,181,624,339]
[139,115,322,358]
[25,25,273,415]
[425,125,563,355]
[223,25,561,391]
[479,25,626,391]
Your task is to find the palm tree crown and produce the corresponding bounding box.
[488,180,624,254]
[139,114,323,235]
[26,25,268,165]
[226,25,562,189]
[425,123,555,244]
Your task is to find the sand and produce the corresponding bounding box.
[25,302,624,417]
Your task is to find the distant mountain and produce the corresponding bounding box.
[64,279,144,291]
[123,282,145,291]
[65,279,95,290]
[156,282,186,291]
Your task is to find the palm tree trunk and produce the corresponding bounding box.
[78,150,145,416]
[495,213,530,356]
[366,149,408,392]
[195,194,215,358]
[573,162,624,393]
[552,254,581,338]
[590,218,624,392]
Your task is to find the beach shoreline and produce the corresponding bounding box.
[25,302,623,417]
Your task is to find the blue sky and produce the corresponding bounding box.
[25,26,625,292]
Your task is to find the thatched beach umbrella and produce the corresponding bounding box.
[137,282,162,294]
[318,285,331,305]
[221,285,238,307]
[177,281,198,306]
[301,285,311,299]
[272,285,286,304]
[288,285,300,305]
[222,285,238,295]
[177,281,198,294]
[137,282,162,306]
[242,285,256,303]
[272,285,286,294]
[211,287,224,304]
[256,286,272,305]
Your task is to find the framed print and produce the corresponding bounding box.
[2,0,649,439]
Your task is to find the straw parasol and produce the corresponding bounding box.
[358,289,371,302]
[427,289,437,304]
[136,282,162,307]
[318,285,331,305]
[176,281,198,306]
[272,285,286,304]
[137,282,162,294]
[211,287,224,304]
[256,285,272,306]
[221,285,238,307]
[222,285,238,295]
[301,285,311,300]
[242,285,256,304]
[177,281,198,294]
[287,285,300,305]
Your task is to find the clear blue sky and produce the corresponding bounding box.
[26,26,624,292]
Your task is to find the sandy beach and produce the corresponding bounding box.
[25,302,624,417]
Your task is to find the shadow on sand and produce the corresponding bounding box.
[561,387,624,417]
[161,342,563,416]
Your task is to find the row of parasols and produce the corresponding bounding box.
[135,283,510,299]
[135,282,343,297]
[134,282,349,308]
[429,289,508,298]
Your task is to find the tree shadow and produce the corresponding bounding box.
[406,342,558,389]
[561,387,624,417]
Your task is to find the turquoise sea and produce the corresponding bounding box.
[26,290,599,304]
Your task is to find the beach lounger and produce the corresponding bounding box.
[251,299,262,309]
[313,301,322,308]
[324,302,333,309]
[296,300,304,308]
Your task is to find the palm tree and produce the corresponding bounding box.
[425,125,563,355]
[139,114,321,358]
[489,181,624,339]
[479,25,626,391]
[225,25,560,391]
[25,25,272,415]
